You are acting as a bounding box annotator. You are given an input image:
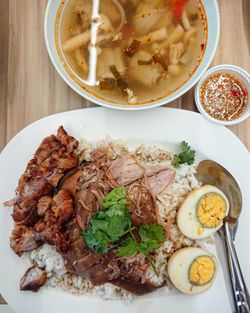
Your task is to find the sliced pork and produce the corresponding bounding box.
[10,225,41,256]
[20,266,47,292]
[109,155,144,185]
[148,169,176,195]
[109,154,175,190]
[59,168,82,197]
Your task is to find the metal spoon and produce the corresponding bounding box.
[196,160,250,313]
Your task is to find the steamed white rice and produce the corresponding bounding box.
[29,139,203,301]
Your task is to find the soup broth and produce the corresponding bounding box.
[56,0,207,105]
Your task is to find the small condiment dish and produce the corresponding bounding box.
[195,64,250,126]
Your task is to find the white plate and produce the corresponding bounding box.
[44,0,220,110]
[0,108,250,313]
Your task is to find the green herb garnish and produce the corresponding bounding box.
[81,187,134,254]
[81,187,166,275]
[172,141,196,168]
[102,186,128,213]
[117,224,166,275]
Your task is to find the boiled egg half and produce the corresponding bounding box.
[168,247,217,295]
[177,185,229,239]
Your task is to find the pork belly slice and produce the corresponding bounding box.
[34,190,75,253]
[10,225,41,256]
[11,190,75,256]
[5,126,79,226]
[20,266,47,292]
[52,189,75,224]
[59,168,82,197]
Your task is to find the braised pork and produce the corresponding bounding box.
[127,179,157,227]
[86,250,120,285]
[112,277,158,295]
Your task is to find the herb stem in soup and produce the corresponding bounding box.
[56,0,207,105]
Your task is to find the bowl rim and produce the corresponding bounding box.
[44,0,220,110]
[194,64,250,126]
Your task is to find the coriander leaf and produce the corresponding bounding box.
[117,237,138,257]
[117,224,166,257]
[138,224,166,254]
[106,200,128,217]
[81,187,131,254]
[172,141,196,168]
[89,211,109,231]
[117,224,166,276]
[81,229,110,254]
[171,155,181,168]
[103,186,127,209]
[107,212,131,242]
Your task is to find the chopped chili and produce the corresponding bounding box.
[171,0,187,23]
[231,89,240,97]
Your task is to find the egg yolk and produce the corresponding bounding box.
[189,256,215,286]
[196,192,227,228]
[197,226,204,235]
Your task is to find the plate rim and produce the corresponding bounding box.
[1,107,249,157]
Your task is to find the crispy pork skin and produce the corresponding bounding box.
[10,225,41,256]
[8,126,79,226]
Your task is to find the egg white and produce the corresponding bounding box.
[167,247,217,295]
[177,185,229,239]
